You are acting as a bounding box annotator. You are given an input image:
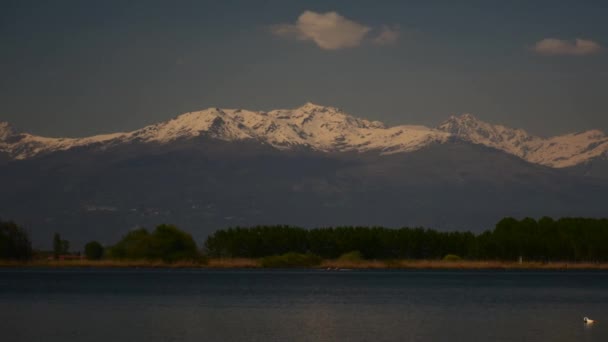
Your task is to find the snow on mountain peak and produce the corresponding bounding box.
[297,102,339,112]
[1,106,606,168]
[438,114,608,167]
[0,121,17,141]
[446,113,478,122]
[261,104,442,152]
[0,105,449,158]
[439,114,530,142]
[129,108,254,143]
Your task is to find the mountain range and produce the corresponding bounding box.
[2,102,608,168]
[1,103,607,248]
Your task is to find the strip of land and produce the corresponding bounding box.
[2,259,608,270]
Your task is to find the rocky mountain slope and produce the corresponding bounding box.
[1,137,606,248]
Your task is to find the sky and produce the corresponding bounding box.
[1,0,607,138]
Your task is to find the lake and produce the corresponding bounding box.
[1,269,607,341]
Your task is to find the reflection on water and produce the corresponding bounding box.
[1,269,607,342]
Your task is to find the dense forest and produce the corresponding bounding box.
[205,217,608,262]
[2,217,608,262]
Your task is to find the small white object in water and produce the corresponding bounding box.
[584,317,595,324]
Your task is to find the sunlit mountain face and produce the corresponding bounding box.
[2,104,606,167]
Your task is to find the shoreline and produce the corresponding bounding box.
[2,259,608,270]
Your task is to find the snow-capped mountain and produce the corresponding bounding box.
[0,121,126,160]
[0,103,450,159]
[1,103,607,168]
[438,114,608,167]
[3,104,608,247]
[136,103,451,154]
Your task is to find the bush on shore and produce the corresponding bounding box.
[443,254,462,262]
[338,250,364,263]
[260,252,322,268]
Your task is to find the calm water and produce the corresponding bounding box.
[1,269,607,342]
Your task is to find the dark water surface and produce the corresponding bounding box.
[1,269,607,342]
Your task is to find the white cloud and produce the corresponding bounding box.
[372,25,400,46]
[272,11,398,50]
[532,38,602,56]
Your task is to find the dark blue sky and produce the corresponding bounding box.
[1,0,607,137]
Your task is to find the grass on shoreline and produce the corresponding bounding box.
[2,258,608,270]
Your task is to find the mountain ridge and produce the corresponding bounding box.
[1,103,607,167]
[437,113,608,167]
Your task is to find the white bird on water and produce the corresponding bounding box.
[584,317,595,324]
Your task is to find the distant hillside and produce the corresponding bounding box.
[0,134,606,248]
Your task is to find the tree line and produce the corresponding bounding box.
[63,224,201,262]
[205,217,608,262]
[0,221,200,262]
[2,217,608,262]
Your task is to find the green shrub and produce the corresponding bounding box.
[443,254,462,262]
[260,252,322,268]
[338,250,364,263]
[84,241,104,260]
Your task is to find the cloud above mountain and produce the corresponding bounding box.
[532,38,602,56]
[271,11,399,50]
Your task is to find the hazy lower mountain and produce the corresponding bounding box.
[1,104,607,248]
[564,154,608,181]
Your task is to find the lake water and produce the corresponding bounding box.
[1,269,607,342]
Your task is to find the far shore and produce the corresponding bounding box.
[2,259,608,270]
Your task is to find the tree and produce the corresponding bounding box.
[0,220,32,260]
[203,219,608,262]
[106,228,153,259]
[61,239,70,254]
[150,224,199,262]
[84,241,104,260]
[53,233,70,259]
[107,225,200,262]
[53,233,61,259]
